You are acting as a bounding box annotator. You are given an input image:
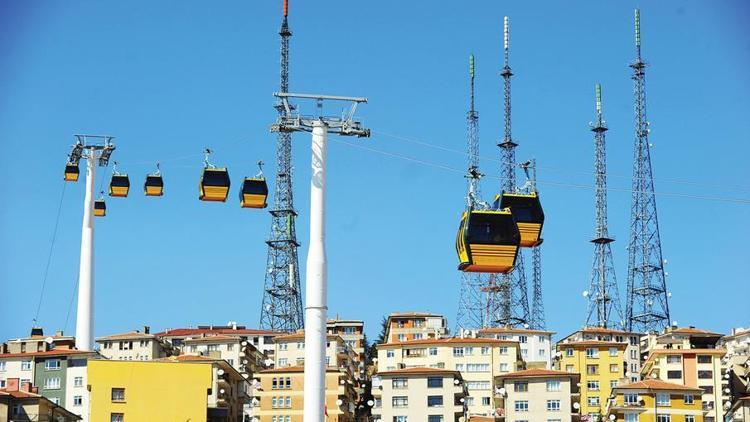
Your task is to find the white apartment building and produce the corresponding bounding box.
[376,337,522,417]
[385,312,448,343]
[155,324,281,362]
[96,328,173,361]
[372,367,467,422]
[477,327,555,369]
[496,368,580,422]
[273,331,358,377]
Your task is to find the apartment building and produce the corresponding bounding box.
[385,313,448,343]
[273,332,358,377]
[641,326,727,422]
[605,379,704,422]
[88,357,248,422]
[155,323,282,361]
[495,368,580,422]
[559,327,644,383]
[254,365,357,422]
[477,327,555,369]
[372,367,467,422]
[0,378,81,422]
[718,327,750,412]
[95,327,174,360]
[327,319,365,358]
[556,340,628,420]
[377,337,522,417]
[182,335,266,374]
[726,396,750,422]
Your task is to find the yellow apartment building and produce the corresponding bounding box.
[606,379,704,422]
[377,337,522,417]
[254,366,357,422]
[556,340,628,419]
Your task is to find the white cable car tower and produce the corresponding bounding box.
[271,92,369,422]
[66,134,115,351]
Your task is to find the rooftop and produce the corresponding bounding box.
[0,349,97,359]
[154,327,282,337]
[557,340,628,349]
[379,337,518,348]
[388,312,444,318]
[479,327,555,335]
[615,379,703,392]
[96,331,155,341]
[496,368,580,380]
[377,367,461,377]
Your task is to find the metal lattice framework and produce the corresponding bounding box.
[530,242,544,329]
[586,85,624,329]
[260,0,304,332]
[625,9,671,333]
[492,16,530,328]
[456,54,486,331]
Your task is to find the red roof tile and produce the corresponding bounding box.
[0,349,96,359]
[615,379,703,392]
[379,337,518,347]
[497,368,579,380]
[154,328,282,337]
[377,367,461,377]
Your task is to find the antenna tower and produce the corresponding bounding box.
[260,0,305,331]
[492,16,530,327]
[585,85,624,328]
[625,9,671,332]
[456,54,486,331]
[519,160,545,330]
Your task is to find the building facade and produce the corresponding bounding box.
[377,337,522,417]
[605,379,704,422]
[477,327,555,369]
[384,313,448,344]
[559,327,644,383]
[155,324,282,363]
[0,379,81,422]
[95,328,174,361]
[372,367,467,422]
[495,368,580,422]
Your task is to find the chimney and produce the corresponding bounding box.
[6,378,19,392]
[31,386,38,394]
[20,381,32,393]
[55,330,64,337]
[144,326,150,335]
[30,327,44,337]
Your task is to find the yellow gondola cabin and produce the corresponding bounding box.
[456,208,520,273]
[199,168,230,202]
[495,192,544,247]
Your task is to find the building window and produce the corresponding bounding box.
[272,378,278,389]
[684,394,694,405]
[481,397,491,406]
[12,404,22,416]
[429,347,438,356]
[514,400,529,412]
[481,346,489,355]
[427,377,443,388]
[392,396,408,408]
[455,364,464,371]
[630,349,637,359]
[521,349,528,358]
[586,364,599,375]
[697,370,713,379]
[609,347,618,357]
[0,380,5,388]
[538,335,546,343]
[610,364,619,373]
[587,396,600,407]
[393,417,408,422]
[697,355,712,364]
[397,334,406,342]
[272,397,277,408]
[278,358,288,367]
[45,359,61,370]
[656,415,671,422]
[685,416,694,422]
[624,393,639,405]
[427,416,442,422]
[519,335,527,343]
[547,400,560,411]
[427,395,444,407]
[466,381,490,390]
[111,413,124,422]
[624,414,638,422]
[44,377,61,390]
[464,347,474,356]
[587,380,600,391]
[499,363,509,372]
[21,361,32,371]
[701,385,714,394]
[386,350,395,358]
[73,395,83,406]
[392,378,408,389]
[565,365,574,373]
[656,393,670,406]
[546,380,561,392]
[514,381,528,392]
[466,364,489,372]
[666,355,681,364]
[413,333,423,340]
[499,347,508,355]
[586,348,599,358]
[539,349,546,357]
[453,347,464,357]
[610,380,618,388]
[565,348,573,357]
[667,370,682,379]
[0,362,5,371]
[111,388,126,402]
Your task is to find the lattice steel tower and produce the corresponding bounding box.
[585,84,624,329]
[522,161,545,331]
[625,9,671,333]
[456,54,486,331]
[259,0,304,331]
[491,16,530,327]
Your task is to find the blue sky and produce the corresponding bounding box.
[1,1,748,343]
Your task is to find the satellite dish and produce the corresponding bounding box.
[667,292,672,298]
[340,379,345,385]
[219,388,226,394]
[454,379,460,385]
[460,398,465,403]
[609,415,616,420]
[217,369,225,376]
[573,403,580,409]
[336,399,343,406]
[367,400,374,407]
[45,337,54,344]
[523,324,530,329]
[582,291,589,298]
[637,396,643,401]
[498,387,506,395]
[241,341,248,346]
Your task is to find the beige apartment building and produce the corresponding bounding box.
[495,368,580,422]
[182,335,266,375]
[96,327,174,361]
[558,327,644,383]
[254,366,357,422]
[641,326,727,422]
[377,337,522,417]
[155,323,282,360]
[372,367,467,422]
[327,319,365,357]
[385,313,448,343]
[477,327,555,369]
[273,331,358,376]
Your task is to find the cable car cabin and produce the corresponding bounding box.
[93,199,106,217]
[109,174,130,197]
[199,168,230,202]
[144,174,164,196]
[64,164,79,182]
[494,192,545,247]
[239,177,268,208]
[456,208,520,273]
